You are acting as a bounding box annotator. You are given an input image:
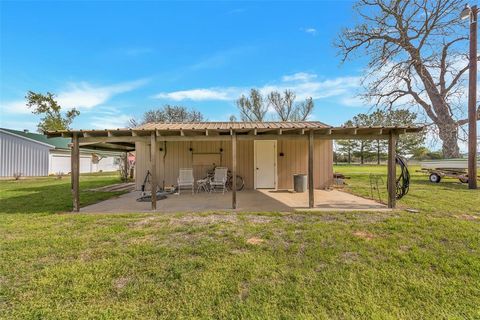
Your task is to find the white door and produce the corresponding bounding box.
[254,140,277,188]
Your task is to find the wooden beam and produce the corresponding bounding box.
[71,133,80,212]
[387,131,397,208]
[308,130,314,208]
[80,142,134,151]
[232,131,237,209]
[79,136,148,144]
[78,132,398,144]
[150,133,157,210]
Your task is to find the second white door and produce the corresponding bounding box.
[254,140,276,188]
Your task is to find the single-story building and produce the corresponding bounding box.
[46,121,422,211]
[0,128,122,177]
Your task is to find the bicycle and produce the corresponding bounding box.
[203,167,245,191]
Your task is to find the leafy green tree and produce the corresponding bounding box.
[336,120,361,163]
[26,91,80,133]
[369,110,388,164]
[351,114,375,164]
[336,139,358,164]
[336,109,425,163]
[384,109,426,156]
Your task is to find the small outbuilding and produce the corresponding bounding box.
[0,128,121,177]
[46,121,422,211]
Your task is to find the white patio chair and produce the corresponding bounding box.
[210,167,228,194]
[177,168,194,195]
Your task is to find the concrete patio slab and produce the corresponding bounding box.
[80,189,388,213]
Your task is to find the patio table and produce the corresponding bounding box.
[196,178,211,193]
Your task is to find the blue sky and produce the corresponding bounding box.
[1,0,373,131]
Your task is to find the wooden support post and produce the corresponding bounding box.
[71,133,80,212]
[232,131,237,209]
[150,133,157,210]
[123,151,129,182]
[387,131,397,209]
[308,130,314,208]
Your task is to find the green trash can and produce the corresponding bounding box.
[293,174,307,192]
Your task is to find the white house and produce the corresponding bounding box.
[0,128,122,177]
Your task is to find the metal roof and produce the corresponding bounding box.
[1,128,69,149]
[135,121,330,130]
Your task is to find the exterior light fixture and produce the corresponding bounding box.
[461,4,471,20]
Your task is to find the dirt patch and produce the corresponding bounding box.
[245,215,273,224]
[79,250,93,262]
[169,214,238,226]
[246,237,264,245]
[131,216,157,227]
[128,235,157,244]
[238,281,249,300]
[457,214,479,221]
[113,277,130,291]
[353,230,376,240]
[231,248,248,255]
[341,251,359,263]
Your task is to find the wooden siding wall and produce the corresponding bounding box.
[135,139,332,190]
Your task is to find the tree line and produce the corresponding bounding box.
[335,109,426,164]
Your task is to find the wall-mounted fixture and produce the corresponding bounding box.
[189,148,193,152]
[279,152,284,157]
[220,148,223,152]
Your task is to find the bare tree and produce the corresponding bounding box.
[237,89,314,121]
[236,89,268,121]
[336,0,479,158]
[128,105,204,127]
[292,97,314,121]
[268,90,296,121]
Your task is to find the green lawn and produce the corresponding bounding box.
[0,172,126,215]
[0,167,479,319]
[334,164,480,215]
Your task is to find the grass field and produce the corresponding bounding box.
[334,164,480,215]
[0,167,479,319]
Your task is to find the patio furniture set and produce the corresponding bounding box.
[178,167,231,194]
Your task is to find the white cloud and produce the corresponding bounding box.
[57,79,148,110]
[282,72,317,82]
[339,96,368,107]
[154,88,240,101]
[1,79,148,116]
[302,28,317,36]
[0,119,38,132]
[153,73,362,103]
[1,100,31,114]
[90,113,133,129]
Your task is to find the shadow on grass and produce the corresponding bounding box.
[411,178,471,190]
[0,180,125,214]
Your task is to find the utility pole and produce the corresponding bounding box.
[468,6,478,189]
[462,4,478,189]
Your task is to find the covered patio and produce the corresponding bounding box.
[46,122,422,212]
[80,189,388,213]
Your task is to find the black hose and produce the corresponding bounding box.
[395,155,410,199]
